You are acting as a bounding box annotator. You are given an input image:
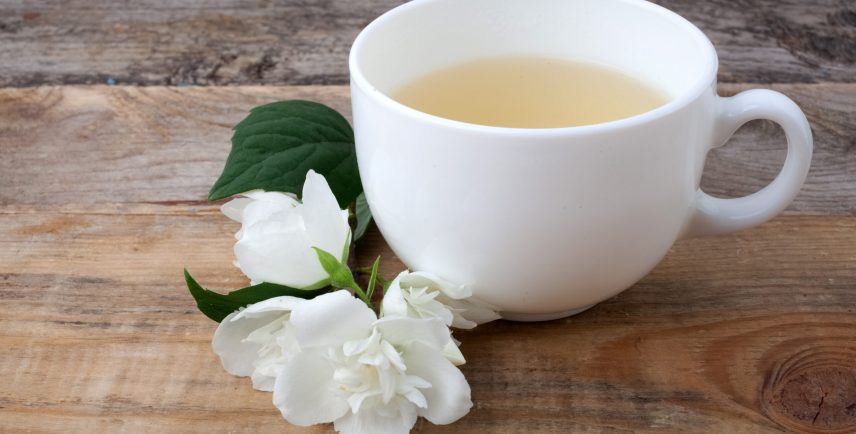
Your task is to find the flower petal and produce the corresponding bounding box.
[234,225,327,288]
[403,342,472,425]
[233,296,304,320]
[333,400,418,434]
[290,290,376,349]
[273,350,349,426]
[211,311,273,377]
[445,297,502,329]
[301,170,351,261]
[250,370,276,392]
[244,190,298,202]
[374,317,450,350]
[379,274,409,318]
[238,191,299,230]
[220,197,253,222]
[401,271,471,299]
[442,340,466,366]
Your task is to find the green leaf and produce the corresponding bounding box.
[313,247,360,292]
[366,255,381,301]
[354,192,372,241]
[341,229,352,265]
[208,100,362,208]
[184,269,328,322]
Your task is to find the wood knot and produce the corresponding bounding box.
[762,346,856,433]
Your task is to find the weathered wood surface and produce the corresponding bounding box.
[1,210,854,433]
[1,84,855,214]
[0,0,855,87]
[2,1,855,431]
[0,83,854,433]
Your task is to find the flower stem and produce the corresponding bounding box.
[348,282,372,308]
[355,268,392,290]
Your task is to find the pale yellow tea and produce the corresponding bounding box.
[392,56,669,128]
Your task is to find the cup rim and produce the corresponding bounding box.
[349,0,719,137]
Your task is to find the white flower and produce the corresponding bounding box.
[381,271,500,366]
[212,296,304,391]
[382,271,500,329]
[221,170,350,289]
[273,290,472,434]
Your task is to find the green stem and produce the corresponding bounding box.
[348,282,372,308]
[341,272,371,308]
[355,269,391,287]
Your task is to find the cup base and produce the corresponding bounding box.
[500,304,596,322]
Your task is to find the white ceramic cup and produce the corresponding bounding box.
[349,0,813,321]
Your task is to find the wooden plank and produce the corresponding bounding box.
[0,85,350,210]
[1,209,854,432]
[1,84,854,214]
[0,0,854,87]
[657,0,856,84]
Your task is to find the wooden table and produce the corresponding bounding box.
[1,1,854,432]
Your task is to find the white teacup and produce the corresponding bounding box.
[349,0,813,321]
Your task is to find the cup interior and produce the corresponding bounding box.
[351,0,717,108]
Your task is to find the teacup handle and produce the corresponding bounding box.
[682,89,813,238]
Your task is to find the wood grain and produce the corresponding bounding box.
[0,0,854,87]
[1,84,854,214]
[1,208,854,433]
[1,4,854,430]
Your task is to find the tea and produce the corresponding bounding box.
[392,55,669,128]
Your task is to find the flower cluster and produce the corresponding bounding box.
[202,171,499,434]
